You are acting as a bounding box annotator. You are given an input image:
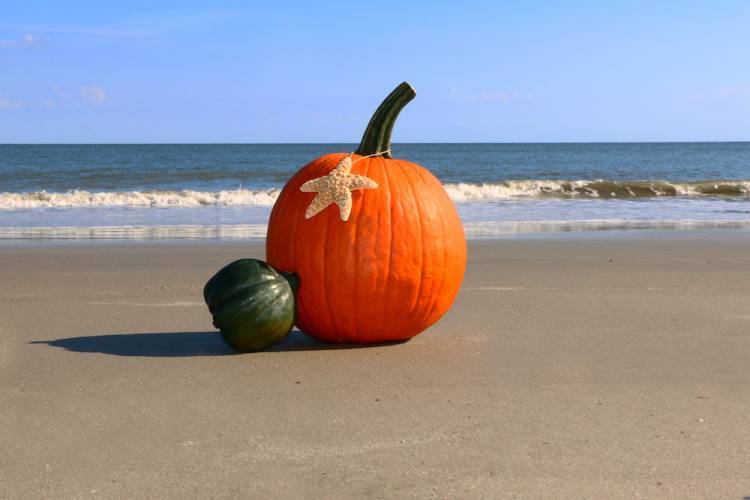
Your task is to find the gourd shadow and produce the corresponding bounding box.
[30,330,405,357]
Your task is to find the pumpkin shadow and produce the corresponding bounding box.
[267,330,408,352]
[31,330,404,357]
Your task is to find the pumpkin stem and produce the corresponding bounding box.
[355,82,416,159]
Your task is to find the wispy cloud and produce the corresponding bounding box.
[689,83,750,109]
[0,23,144,38]
[80,85,107,105]
[0,93,23,109]
[714,84,750,101]
[61,26,142,37]
[0,33,38,48]
[45,85,108,108]
[48,85,72,106]
[51,85,68,97]
[448,86,531,104]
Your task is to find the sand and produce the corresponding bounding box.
[2,234,750,499]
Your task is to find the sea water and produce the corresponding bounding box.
[1,143,749,240]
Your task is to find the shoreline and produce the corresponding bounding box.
[1,226,750,247]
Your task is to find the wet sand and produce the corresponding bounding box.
[2,234,750,499]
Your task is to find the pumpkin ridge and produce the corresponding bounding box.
[276,168,299,273]
[379,155,396,336]
[368,157,386,338]
[318,158,340,341]
[297,155,338,338]
[409,163,443,329]
[339,156,364,339]
[289,161,318,331]
[388,160,419,335]
[417,166,449,328]
[401,161,426,327]
[349,158,367,342]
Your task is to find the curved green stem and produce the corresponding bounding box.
[355,82,416,159]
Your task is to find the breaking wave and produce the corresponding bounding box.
[0,188,281,209]
[443,179,750,201]
[1,179,750,209]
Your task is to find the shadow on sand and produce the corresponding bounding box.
[30,330,405,357]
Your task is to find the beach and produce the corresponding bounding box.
[2,233,749,499]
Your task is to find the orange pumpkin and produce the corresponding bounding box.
[266,82,466,343]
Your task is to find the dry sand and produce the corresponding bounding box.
[2,234,750,499]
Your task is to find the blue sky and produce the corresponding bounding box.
[0,1,748,143]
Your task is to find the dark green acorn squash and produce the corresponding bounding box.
[203,259,300,352]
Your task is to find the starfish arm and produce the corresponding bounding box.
[300,156,378,221]
[304,190,335,219]
[334,190,353,221]
[334,156,352,174]
[300,177,329,192]
[305,191,333,219]
[346,174,379,190]
[305,191,334,219]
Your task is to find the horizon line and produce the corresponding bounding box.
[1,140,749,146]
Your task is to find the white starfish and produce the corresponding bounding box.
[300,156,378,221]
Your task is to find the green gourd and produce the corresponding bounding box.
[203,259,300,352]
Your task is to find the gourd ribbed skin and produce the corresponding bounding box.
[266,153,467,344]
[204,259,296,351]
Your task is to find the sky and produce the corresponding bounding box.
[0,1,749,143]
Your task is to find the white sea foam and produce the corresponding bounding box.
[0,224,269,240]
[0,188,281,209]
[443,180,750,201]
[1,179,749,210]
[444,180,592,200]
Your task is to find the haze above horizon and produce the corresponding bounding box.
[1,1,748,144]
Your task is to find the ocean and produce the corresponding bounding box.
[1,142,749,240]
